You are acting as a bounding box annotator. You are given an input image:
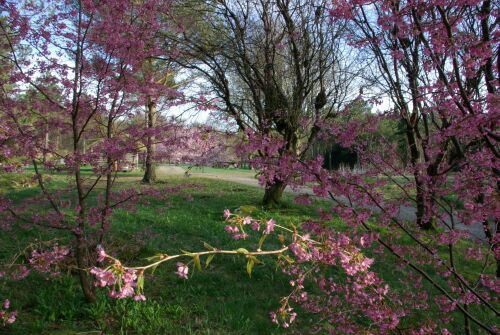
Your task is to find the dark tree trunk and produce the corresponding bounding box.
[142,96,157,183]
[497,258,500,278]
[43,123,49,165]
[99,115,114,244]
[414,174,433,230]
[405,119,434,230]
[75,234,96,303]
[74,167,96,303]
[263,179,286,207]
[481,215,499,278]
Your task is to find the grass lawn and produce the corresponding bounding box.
[0,169,320,335]
[184,165,257,177]
[0,169,496,334]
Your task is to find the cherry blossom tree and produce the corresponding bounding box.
[165,125,235,168]
[327,0,499,267]
[0,0,177,302]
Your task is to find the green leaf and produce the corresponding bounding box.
[236,248,249,255]
[137,274,144,291]
[238,205,257,215]
[180,249,195,256]
[258,234,267,250]
[144,254,162,261]
[280,255,294,264]
[246,258,255,278]
[193,254,202,272]
[203,242,215,251]
[205,254,215,268]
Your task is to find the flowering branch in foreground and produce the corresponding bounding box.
[91,210,397,332]
[90,215,289,302]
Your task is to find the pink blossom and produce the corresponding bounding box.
[264,219,275,235]
[233,232,248,240]
[29,244,70,276]
[294,194,312,205]
[134,294,146,301]
[0,299,16,326]
[6,311,16,324]
[96,245,107,262]
[12,266,30,280]
[175,262,189,279]
[90,267,116,287]
[224,225,239,235]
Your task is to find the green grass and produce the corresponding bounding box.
[0,171,321,335]
[0,170,496,334]
[186,165,257,177]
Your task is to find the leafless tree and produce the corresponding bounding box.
[169,0,362,206]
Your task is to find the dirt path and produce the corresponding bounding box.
[191,172,261,187]
[156,165,186,177]
[191,170,488,241]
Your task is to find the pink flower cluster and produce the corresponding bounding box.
[11,266,30,280]
[224,225,248,240]
[90,267,145,301]
[90,246,145,301]
[0,299,16,326]
[270,305,297,328]
[223,210,275,240]
[221,212,399,332]
[29,244,70,276]
[279,221,401,334]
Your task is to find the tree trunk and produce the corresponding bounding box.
[75,234,96,303]
[263,179,286,207]
[405,119,434,230]
[43,123,49,164]
[414,174,434,230]
[481,216,499,278]
[142,96,157,183]
[99,116,114,244]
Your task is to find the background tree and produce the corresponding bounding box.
[138,54,179,184]
[169,0,363,206]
